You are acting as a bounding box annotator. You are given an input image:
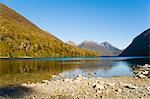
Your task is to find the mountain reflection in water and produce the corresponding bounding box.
[0,57,149,86]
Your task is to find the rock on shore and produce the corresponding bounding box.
[20,76,150,99]
[1,64,150,99]
[133,64,150,78]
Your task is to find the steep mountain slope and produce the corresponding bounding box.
[66,41,77,46]
[0,3,97,58]
[100,42,122,55]
[120,28,150,56]
[78,41,119,56]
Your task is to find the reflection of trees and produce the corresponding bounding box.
[0,60,75,76]
[0,60,75,86]
[0,58,124,86]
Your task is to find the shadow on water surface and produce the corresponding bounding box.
[123,58,150,66]
[0,85,32,98]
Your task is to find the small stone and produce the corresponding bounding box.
[138,74,147,78]
[93,84,104,90]
[96,90,102,93]
[63,78,70,82]
[59,73,65,78]
[31,96,36,99]
[21,83,28,86]
[75,75,87,81]
[125,85,138,89]
[147,86,150,90]
[27,82,30,84]
[107,83,116,87]
[42,80,49,83]
[105,90,110,94]
[52,75,57,78]
[142,71,149,75]
[144,64,149,67]
[134,76,138,79]
[147,73,150,78]
[116,89,122,92]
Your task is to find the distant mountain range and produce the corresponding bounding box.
[0,3,97,58]
[99,42,122,55]
[120,28,150,56]
[66,41,77,46]
[0,3,149,58]
[67,28,150,57]
[66,40,122,56]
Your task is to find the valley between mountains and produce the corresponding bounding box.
[0,2,150,99]
[0,3,149,58]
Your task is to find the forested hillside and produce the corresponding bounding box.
[0,3,97,58]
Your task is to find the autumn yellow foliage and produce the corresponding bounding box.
[0,3,98,58]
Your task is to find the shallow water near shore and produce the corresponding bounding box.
[0,56,149,86]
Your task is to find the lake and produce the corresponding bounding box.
[0,56,149,86]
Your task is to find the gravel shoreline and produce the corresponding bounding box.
[1,64,150,99]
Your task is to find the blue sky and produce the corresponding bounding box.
[0,0,149,49]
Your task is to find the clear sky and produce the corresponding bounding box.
[0,0,149,49]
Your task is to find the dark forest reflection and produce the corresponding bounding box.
[0,57,149,86]
[0,59,79,86]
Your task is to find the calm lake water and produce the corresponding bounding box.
[0,57,149,86]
